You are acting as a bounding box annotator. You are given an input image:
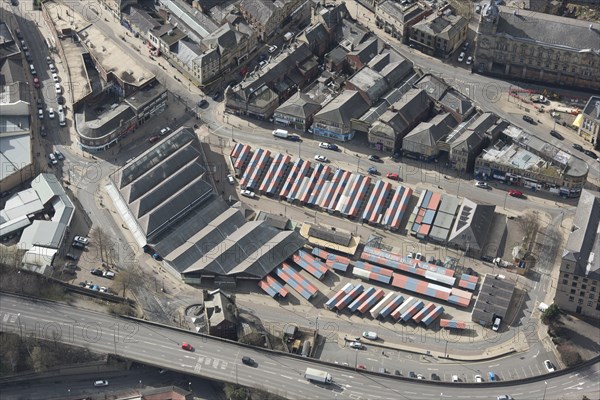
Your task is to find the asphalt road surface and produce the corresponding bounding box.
[1,294,598,400]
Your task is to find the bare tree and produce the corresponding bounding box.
[90,228,114,266]
[113,265,141,297]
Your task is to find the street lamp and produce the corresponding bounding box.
[503,191,509,210]
[355,349,358,369]
[356,155,360,172]
[17,313,23,336]
[542,381,547,400]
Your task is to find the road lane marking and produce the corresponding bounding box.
[488,363,499,368]
[263,370,276,375]
[281,375,293,380]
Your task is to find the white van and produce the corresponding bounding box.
[58,112,66,127]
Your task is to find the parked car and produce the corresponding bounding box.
[148,135,160,144]
[357,364,366,370]
[227,174,235,184]
[368,154,381,162]
[103,271,115,279]
[408,371,417,379]
[48,108,55,119]
[319,142,338,151]
[314,155,328,162]
[474,374,483,382]
[268,45,278,53]
[416,374,425,380]
[458,52,465,62]
[462,42,470,51]
[549,130,563,140]
[38,109,44,119]
[91,268,104,277]
[181,342,193,351]
[481,255,494,263]
[74,236,89,244]
[37,99,43,110]
[48,153,57,165]
[54,150,64,160]
[54,83,61,94]
[240,189,255,198]
[367,166,378,174]
[475,4,481,13]
[496,396,513,400]
[33,77,40,88]
[71,241,85,249]
[197,99,208,108]
[452,375,459,382]
[584,149,598,159]
[492,316,502,331]
[211,92,220,101]
[49,63,57,73]
[94,380,109,387]
[66,253,78,260]
[544,360,556,372]
[522,115,535,124]
[475,181,489,189]
[46,56,52,64]
[430,373,440,381]
[386,172,401,181]
[159,127,171,136]
[466,56,473,65]
[572,143,584,151]
[362,331,378,340]
[394,369,402,376]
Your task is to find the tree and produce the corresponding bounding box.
[113,265,141,297]
[90,228,113,266]
[541,304,561,325]
[224,384,247,400]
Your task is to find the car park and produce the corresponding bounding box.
[544,360,556,372]
[181,342,193,351]
[368,155,381,162]
[48,108,55,119]
[227,174,235,184]
[240,189,256,198]
[242,356,255,366]
[386,173,400,181]
[66,253,78,260]
[508,189,523,198]
[572,143,584,151]
[522,115,535,124]
[362,331,377,340]
[549,130,563,140]
[94,380,109,387]
[349,341,364,349]
[466,56,473,65]
[74,236,89,244]
[458,52,465,62]
[314,155,328,162]
[33,77,40,88]
[474,374,482,382]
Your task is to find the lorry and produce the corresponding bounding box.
[304,368,332,384]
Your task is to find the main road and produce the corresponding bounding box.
[1,293,598,400]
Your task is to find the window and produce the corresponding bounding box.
[582,285,587,290]
[588,301,593,307]
[569,296,574,302]
[570,289,576,294]
[572,282,577,287]
[592,286,597,292]
[589,293,595,299]
[562,279,568,285]
[573,276,579,281]
[564,273,570,278]
[578,298,583,304]
[580,291,585,297]
[583,278,588,283]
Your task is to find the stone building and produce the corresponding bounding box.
[474,1,600,91]
[578,96,600,149]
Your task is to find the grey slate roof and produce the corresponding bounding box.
[582,96,600,122]
[202,23,246,54]
[128,7,161,35]
[439,89,474,118]
[314,90,369,125]
[241,0,275,26]
[403,112,456,147]
[414,74,449,101]
[448,198,495,254]
[275,92,322,119]
[348,67,389,104]
[563,190,600,280]
[495,5,600,52]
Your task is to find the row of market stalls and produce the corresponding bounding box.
[230,144,413,230]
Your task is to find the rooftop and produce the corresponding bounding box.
[314,90,369,125]
[582,96,600,122]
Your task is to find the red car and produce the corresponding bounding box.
[33,77,40,88]
[386,173,401,181]
[357,364,366,370]
[181,342,193,351]
[508,189,524,198]
[148,135,160,144]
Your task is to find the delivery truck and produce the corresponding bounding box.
[272,129,289,138]
[304,368,333,384]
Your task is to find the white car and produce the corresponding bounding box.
[544,360,556,372]
[227,174,235,184]
[38,109,44,119]
[55,83,62,94]
[48,153,57,165]
[474,374,482,382]
[475,181,489,188]
[466,56,473,65]
[48,108,55,119]
[52,73,59,82]
[54,150,64,160]
[268,45,278,53]
[103,271,115,279]
[452,375,459,382]
[49,63,56,73]
[497,396,513,400]
[492,316,502,331]
[73,236,89,245]
[349,341,364,350]
[415,252,423,261]
[240,189,255,198]
[458,52,465,62]
[314,155,328,162]
[93,380,109,387]
[57,105,64,114]
[362,331,378,340]
[159,127,171,136]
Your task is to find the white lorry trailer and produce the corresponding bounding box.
[304,368,333,384]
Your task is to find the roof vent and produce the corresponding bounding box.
[513,10,517,15]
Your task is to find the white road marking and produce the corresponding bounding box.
[281,375,293,380]
[488,363,499,368]
[263,370,276,375]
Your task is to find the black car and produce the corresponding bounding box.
[241,356,255,366]
[481,255,494,263]
[465,267,479,277]
[37,99,43,110]
[368,155,382,162]
[57,96,66,105]
[71,241,85,249]
[65,253,78,260]
[430,373,440,381]
[212,92,220,101]
[572,143,584,151]
[522,115,535,124]
[91,268,104,277]
[409,371,417,379]
[394,370,402,376]
[549,130,564,140]
[197,99,208,108]
[584,149,598,159]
